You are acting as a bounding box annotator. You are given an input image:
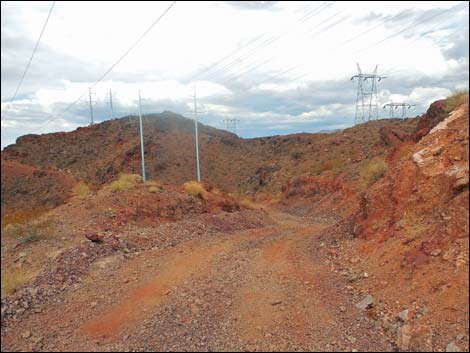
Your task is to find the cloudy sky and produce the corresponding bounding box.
[1,1,469,148]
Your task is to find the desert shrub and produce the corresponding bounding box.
[2,215,55,242]
[360,159,388,188]
[184,181,208,200]
[1,269,34,296]
[291,152,302,160]
[444,89,469,114]
[72,181,90,197]
[145,180,163,193]
[108,173,142,192]
[148,186,160,193]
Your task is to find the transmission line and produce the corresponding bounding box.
[355,1,467,55]
[2,1,56,121]
[27,1,176,134]
[182,2,313,84]
[207,1,337,84]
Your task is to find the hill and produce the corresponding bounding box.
[1,110,418,218]
[1,98,468,352]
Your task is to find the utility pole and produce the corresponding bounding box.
[193,85,201,182]
[138,90,146,182]
[351,64,387,124]
[383,103,415,119]
[88,87,95,125]
[109,88,114,120]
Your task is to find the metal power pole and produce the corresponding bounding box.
[351,64,387,124]
[109,88,114,119]
[88,87,94,125]
[138,90,146,182]
[223,118,240,135]
[383,103,415,119]
[193,85,201,182]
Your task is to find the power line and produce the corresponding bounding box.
[254,9,414,87]
[182,2,313,84]
[185,34,266,83]
[27,1,177,134]
[2,1,56,121]
[304,10,343,36]
[336,8,414,48]
[253,3,465,89]
[209,2,338,86]
[203,2,336,83]
[355,2,467,55]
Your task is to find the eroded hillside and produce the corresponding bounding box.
[1,98,468,352]
[1,110,418,218]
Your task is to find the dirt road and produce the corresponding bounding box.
[1,211,393,351]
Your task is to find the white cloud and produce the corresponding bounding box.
[1,1,469,148]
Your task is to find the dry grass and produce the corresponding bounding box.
[360,158,388,189]
[2,215,56,243]
[148,186,160,193]
[1,268,34,296]
[107,173,142,192]
[145,180,163,193]
[72,181,90,197]
[444,90,469,114]
[184,181,208,200]
[238,196,258,210]
[1,209,47,229]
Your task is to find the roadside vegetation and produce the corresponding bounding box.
[107,173,142,192]
[184,181,209,200]
[1,269,35,296]
[2,214,56,244]
[72,181,91,197]
[359,158,388,189]
[444,89,469,114]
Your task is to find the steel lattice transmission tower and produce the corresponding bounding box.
[223,118,240,135]
[351,64,387,124]
[383,103,415,119]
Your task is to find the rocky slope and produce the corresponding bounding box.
[1,98,468,352]
[1,110,418,217]
[318,102,469,351]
